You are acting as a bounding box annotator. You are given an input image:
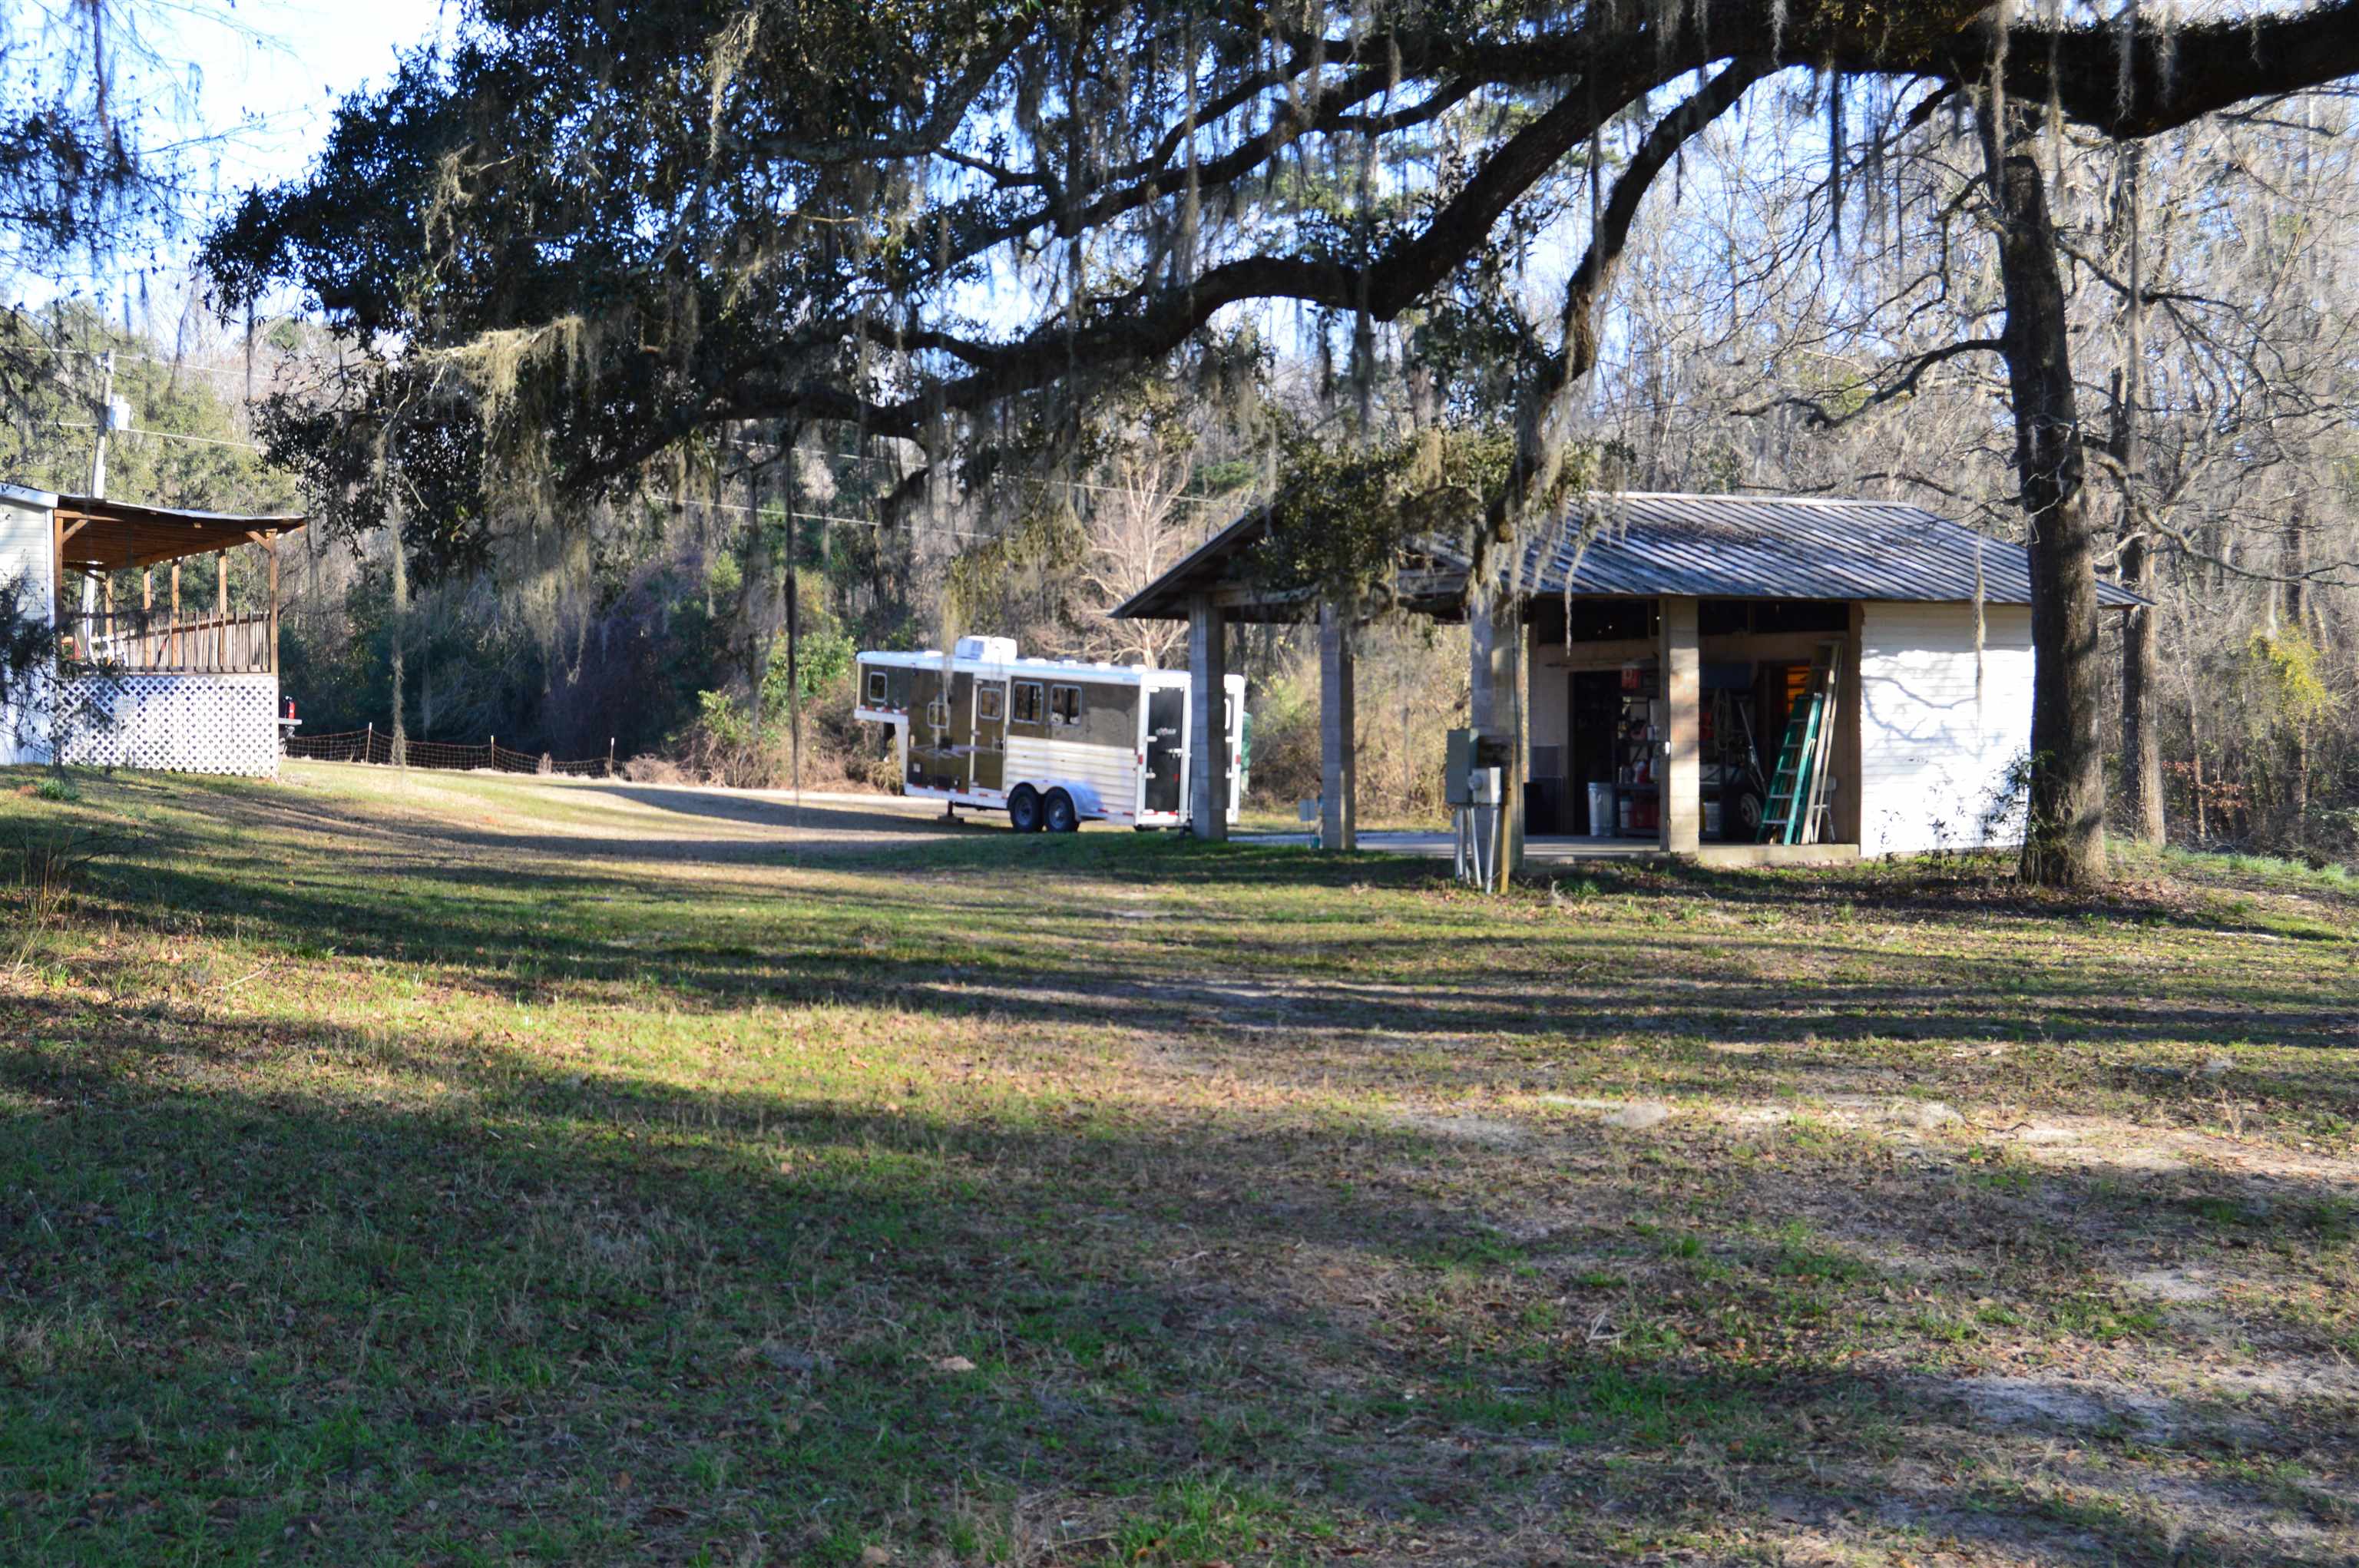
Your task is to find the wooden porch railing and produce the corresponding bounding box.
[60,610,276,675]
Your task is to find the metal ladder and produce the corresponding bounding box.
[1758,642,1843,845]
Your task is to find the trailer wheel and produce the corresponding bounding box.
[1725,785,1766,843]
[1044,789,1080,833]
[1007,786,1044,833]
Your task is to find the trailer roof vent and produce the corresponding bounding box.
[954,635,1019,663]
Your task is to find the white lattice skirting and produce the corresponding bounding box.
[54,672,281,777]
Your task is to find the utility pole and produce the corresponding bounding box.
[81,350,116,623]
[88,350,116,500]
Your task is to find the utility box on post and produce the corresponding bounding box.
[1444,728,1475,808]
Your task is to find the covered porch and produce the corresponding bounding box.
[52,492,296,675]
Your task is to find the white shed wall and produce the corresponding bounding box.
[0,492,51,764]
[1858,601,2033,857]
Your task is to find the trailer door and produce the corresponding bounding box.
[1143,686,1184,815]
[971,677,1006,792]
[947,670,976,791]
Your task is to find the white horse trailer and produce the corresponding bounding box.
[855,637,1245,832]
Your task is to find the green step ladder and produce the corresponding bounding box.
[1758,642,1843,845]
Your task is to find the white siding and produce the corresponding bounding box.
[0,494,51,764]
[0,492,51,615]
[1858,601,2033,857]
[1003,733,1140,820]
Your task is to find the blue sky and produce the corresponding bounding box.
[164,0,460,203]
[26,0,462,312]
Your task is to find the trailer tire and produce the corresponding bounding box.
[1044,789,1079,834]
[1007,786,1044,833]
[1725,785,1766,843]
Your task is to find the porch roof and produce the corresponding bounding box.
[1113,491,2143,620]
[4,483,307,572]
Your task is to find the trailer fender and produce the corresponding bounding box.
[1012,777,1103,820]
[1054,780,1104,819]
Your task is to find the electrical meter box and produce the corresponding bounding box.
[1447,729,1517,806]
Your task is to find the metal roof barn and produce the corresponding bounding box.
[1112,487,2143,862]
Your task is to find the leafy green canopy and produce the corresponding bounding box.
[203,1,2359,544]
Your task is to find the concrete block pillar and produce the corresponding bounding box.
[1187,593,1227,842]
[1317,600,1356,852]
[1468,587,1526,868]
[1659,594,1701,855]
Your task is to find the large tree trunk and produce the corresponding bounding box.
[1985,101,2106,886]
[2110,142,2165,850]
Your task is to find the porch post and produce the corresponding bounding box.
[1317,599,1356,852]
[1186,593,1228,842]
[1468,586,1526,869]
[216,554,228,670]
[267,535,280,675]
[1659,594,1702,855]
[170,564,180,668]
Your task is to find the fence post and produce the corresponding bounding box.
[608,737,616,777]
[366,721,374,765]
[490,734,496,772]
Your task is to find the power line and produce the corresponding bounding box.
[57,421,263,451]
[640,491,986,538]
[726,433,1238,506]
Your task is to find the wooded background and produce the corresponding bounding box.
[5,2,2357,863]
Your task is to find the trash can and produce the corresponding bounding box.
[1586,782,1613,839]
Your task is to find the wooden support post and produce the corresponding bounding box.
[170,563,181,670]
[1659,595,1702,855]
[1318,599,1357,852]
[1186,594,1228,842]
[217,554,228,671]
[266,535,280,674]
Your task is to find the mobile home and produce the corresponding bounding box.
[0,484,303,776]
[855,637,1244,831]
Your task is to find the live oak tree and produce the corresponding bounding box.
[206,0,2359,884]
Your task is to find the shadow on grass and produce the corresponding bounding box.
[61,816,2359,1103]
[2,991,2354,1564]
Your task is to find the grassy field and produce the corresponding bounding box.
[0,762,2354,1566]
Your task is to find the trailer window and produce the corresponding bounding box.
[865,669,888,705]
[1050,685,1083,726]
[1011,681,1044,725]
[925,696,948,728]
[977,683,1004,722]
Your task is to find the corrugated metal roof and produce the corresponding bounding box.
[1459,493,2142,607]
[1113,491,2144,617]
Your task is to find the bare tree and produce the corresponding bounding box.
[1077,442,1199,668]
